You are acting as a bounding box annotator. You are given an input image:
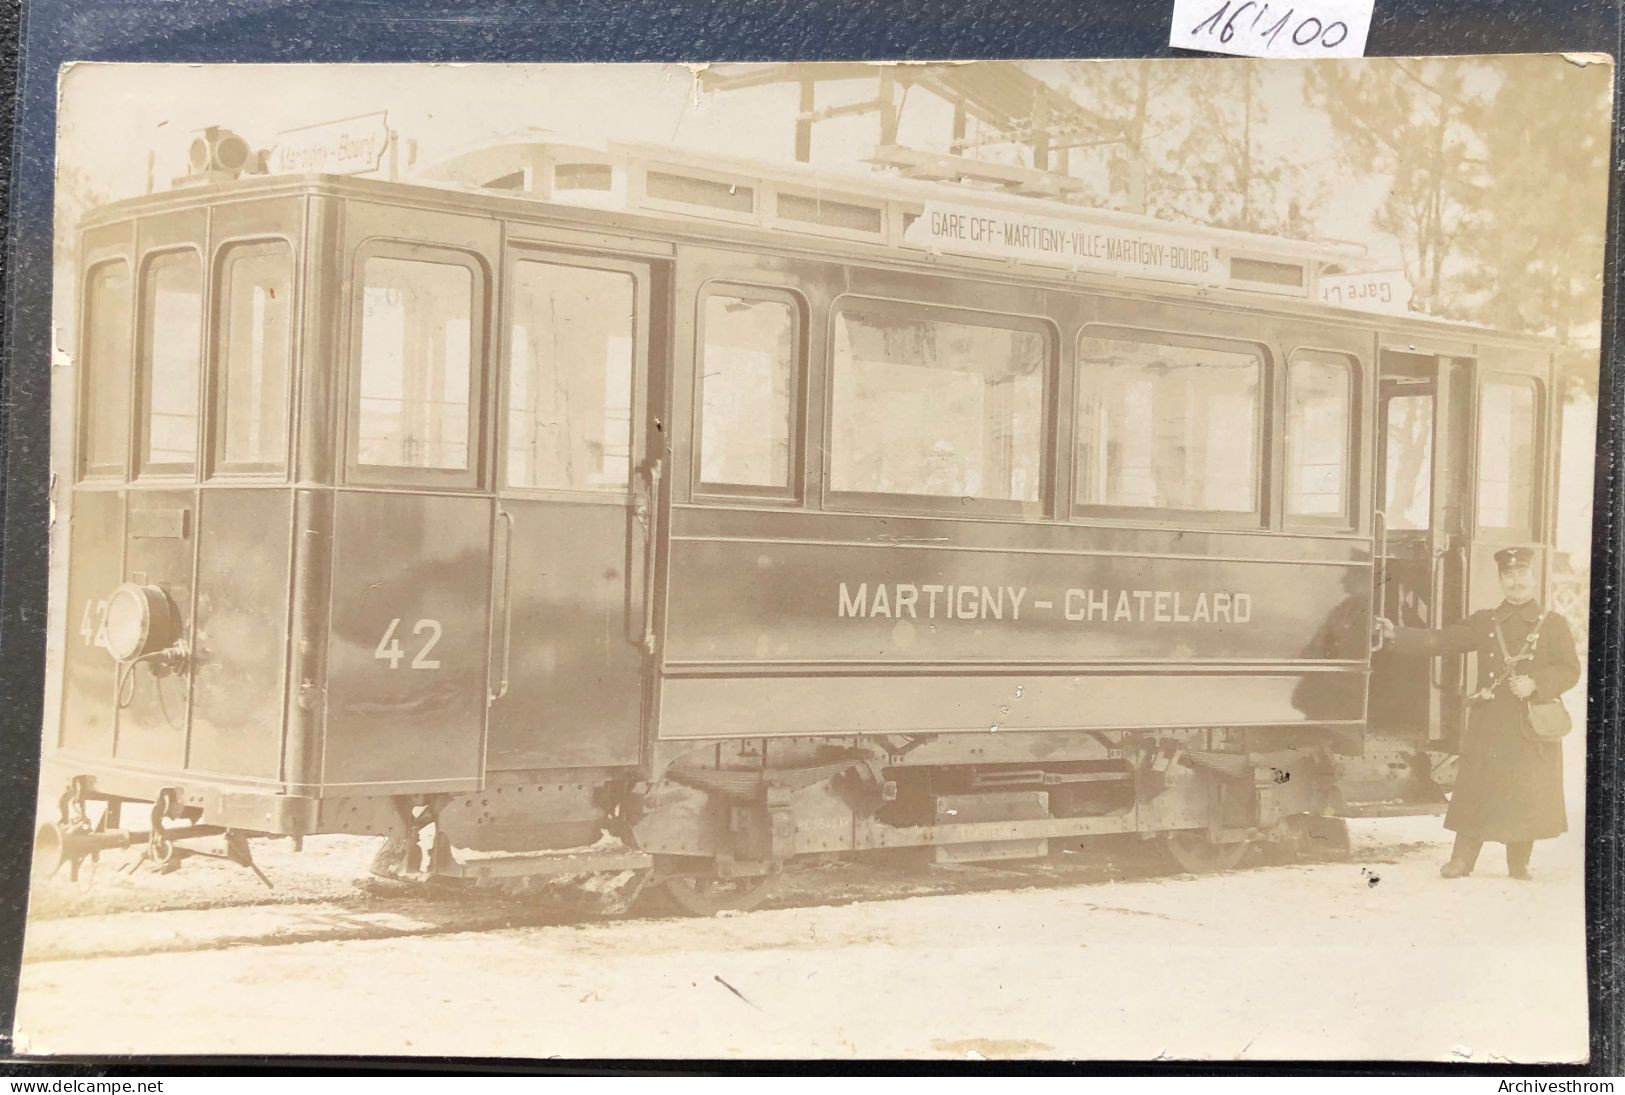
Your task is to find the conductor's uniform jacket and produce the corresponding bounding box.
[1394,602,1579,842]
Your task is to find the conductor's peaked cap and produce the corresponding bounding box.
[1494,546,1537,571]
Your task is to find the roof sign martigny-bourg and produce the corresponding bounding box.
[270,112,391,176]
[902,200,1223,286]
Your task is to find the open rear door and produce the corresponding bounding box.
[1466,347,1556,622]
[1370,342,1555,751]
[1369,349,1473,749]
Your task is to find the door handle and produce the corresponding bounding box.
[1427,540,1445,687]
[1370,509,1388,653]
[489,508,515,704]
[637,459,664,656]
[1429,540,1468,690]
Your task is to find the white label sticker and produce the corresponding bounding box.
[270,111,390,175]
[1169,0,1373,58]
[1318,269,1412,314]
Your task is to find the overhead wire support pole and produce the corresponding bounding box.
[796,78,813,163]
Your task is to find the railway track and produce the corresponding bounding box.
[22,831,1396,966]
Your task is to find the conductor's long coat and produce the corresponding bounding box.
[1395,602,1580,842]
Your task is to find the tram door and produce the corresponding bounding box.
[1369,351,1475,746]
[326,205,502,790]
[484,246,658,771]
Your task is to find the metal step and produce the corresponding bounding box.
[1332,801,1449,819]
[431,844,653,881]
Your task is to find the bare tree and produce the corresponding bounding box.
[1060,59,1322,236]
[1456,58,1611,395]
[1304,59,1489,316]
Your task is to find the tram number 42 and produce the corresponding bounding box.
[375,618,443,670]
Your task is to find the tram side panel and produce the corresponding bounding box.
[658,511,1370,739]
[486,496,646,771]
[653,246,1373,748]
[320,490,492,791]
[186,491,294,781]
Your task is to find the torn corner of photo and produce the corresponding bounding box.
[18,55,1608,1064]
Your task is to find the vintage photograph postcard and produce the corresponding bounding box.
[12,56,1612,1061]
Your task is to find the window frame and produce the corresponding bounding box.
[344,240,489,491]
[77,257,134,482]
[497,247,649,502]
[207,237,298,480]
[1071,323,1272,529]
[1281,347,1360,532]
[637,166,759,225]
[822,296,1056,521]
[1377,381,1437,535]
[769,190,887,245]
[1472,371,1544,542]
[691,282,806,505]
[133,246,207,482]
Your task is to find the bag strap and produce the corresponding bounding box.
[1489,611,1551,700]
[1528,610,1549,655]
[1491,618,1514,664]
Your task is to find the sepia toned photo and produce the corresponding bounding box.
[11,56,1613,1062]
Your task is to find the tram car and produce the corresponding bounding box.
[39,124,1562,913]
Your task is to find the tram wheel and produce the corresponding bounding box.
[656,871,779,917]
[1163,830,1250,873]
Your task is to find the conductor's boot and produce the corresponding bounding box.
[1506,841,1534,881]
[1440,836,1483,879]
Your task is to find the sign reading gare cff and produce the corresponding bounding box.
[902,201,1221,286]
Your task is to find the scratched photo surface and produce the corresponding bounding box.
[14,57,1611,1061]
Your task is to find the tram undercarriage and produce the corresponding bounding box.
[37,724,1445,915]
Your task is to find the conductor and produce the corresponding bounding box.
[1378,546,1579,880]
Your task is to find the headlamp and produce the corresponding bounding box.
[102,583,179,663]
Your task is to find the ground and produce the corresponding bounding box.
[10,811,1589,1063]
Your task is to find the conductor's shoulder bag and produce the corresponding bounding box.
[1493,613,1574,742]
[1525,699,1573,741]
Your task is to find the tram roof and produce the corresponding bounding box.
[408,131,1368,269]
[84,131,1551,350]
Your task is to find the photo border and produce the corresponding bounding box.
[0,0,1619,1074]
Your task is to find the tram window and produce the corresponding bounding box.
[1285,354,1353,520]
[1477,376,1540,536]
[698,293,796,492]
[1075,335,1261,515]
[1382,393,1433,530]
[137,250,204,476]
[830,310,1045,505]
[356,256,476,473]
[216,243,293,473]
[80,261,132,477]
[506,261,636,492]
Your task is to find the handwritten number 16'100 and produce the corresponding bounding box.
[1191,2,1350,50]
